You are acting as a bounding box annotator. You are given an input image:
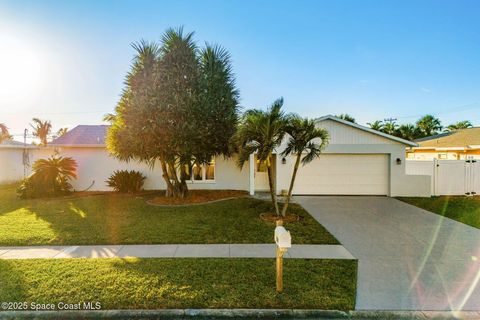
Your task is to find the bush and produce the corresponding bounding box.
[106,170,146,193]
[17,156,77,199]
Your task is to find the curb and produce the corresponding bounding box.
[1,309,479,319]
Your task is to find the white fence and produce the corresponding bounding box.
[406,159,479,196]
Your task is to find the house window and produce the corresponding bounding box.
[188,158,215,182]
[192,163,203,181]
[438,153,447,160]
[205,159,215,180]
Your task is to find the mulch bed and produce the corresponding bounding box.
[148,190,249,205]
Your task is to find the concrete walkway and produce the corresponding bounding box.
[295,196,480,312]
[0,244,354,260]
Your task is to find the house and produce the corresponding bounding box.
[0,139,36,182]
[0,116,431,197]
[407,127,480,160]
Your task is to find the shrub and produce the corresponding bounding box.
[106,170,146,193]
[17,156,77,199]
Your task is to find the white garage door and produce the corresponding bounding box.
[293,154,389,195]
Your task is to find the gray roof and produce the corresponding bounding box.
[0,139,35,148]
[51,125,109,146]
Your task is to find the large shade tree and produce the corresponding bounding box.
[107,28,239,198]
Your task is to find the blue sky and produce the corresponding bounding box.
[1,0,479,138]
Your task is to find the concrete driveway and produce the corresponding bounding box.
[295,196,480,311]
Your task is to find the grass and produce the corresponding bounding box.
[398,196,480,229]
[149,189,248,205]
[0,258,357,310]
[0,184,338,246]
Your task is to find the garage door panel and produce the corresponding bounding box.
[293,154,389,195]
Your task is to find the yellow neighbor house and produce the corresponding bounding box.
[407,127,480,160]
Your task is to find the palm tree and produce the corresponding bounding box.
[367,120,384,131]
[280,116,329,217]
[382,120,398,135]
[397,124,419,141]
[30,118,52,146]
[236,98,288,216]
[18,155,78,198]
[336,114,356,123]
[0,123,12,143]
[416,115,442,137]
[55,128,68,139]
[103,113,116,123]
[445,120,473,132]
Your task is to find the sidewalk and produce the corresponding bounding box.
[0,244,355,260]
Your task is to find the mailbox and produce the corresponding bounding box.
[274,226,291,249]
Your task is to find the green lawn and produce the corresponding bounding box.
[398,196,480,229]
[0,258,356,310]
[0,184,338,246]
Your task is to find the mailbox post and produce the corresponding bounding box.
[274,225,291,293]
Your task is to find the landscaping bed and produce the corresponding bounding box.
[0,258,357,310]
[148,189,248,205]
[0,184,339,246]
[398,196,480,229]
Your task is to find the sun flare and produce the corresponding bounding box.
[0,34,46,104]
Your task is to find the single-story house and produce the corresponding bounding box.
[407,127,480,160]
[0,115,431,197]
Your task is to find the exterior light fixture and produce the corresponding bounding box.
[282,157,286,164]
[396,158,402,165]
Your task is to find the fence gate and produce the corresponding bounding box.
[406,159,479,196]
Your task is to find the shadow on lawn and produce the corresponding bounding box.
[0,183,339,246]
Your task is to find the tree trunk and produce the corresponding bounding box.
[266,154,280,216]
[178,165,189,198]
[281,153,301,217]
[160,160,175,197]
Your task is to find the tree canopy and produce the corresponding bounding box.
[107,27,239,198]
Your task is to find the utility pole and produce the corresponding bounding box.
[23,128,28,178]
[384,117,397,123]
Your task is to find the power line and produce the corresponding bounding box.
[2,109,111,116]
[393,102,480,120]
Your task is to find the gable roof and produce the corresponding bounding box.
[50,125,109,147]
[315,115,418,147]
[414,127,480,149]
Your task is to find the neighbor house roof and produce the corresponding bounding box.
[412,127,480,150]
[50,125,109,147]
[315,115,418,147]
[0,139,36,149]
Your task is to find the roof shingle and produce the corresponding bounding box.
[50,125,109,146]
[415,127,480,148]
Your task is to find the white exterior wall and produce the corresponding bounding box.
[9,146,249,192]
[275,119,431,197]
[0,148,27,183]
